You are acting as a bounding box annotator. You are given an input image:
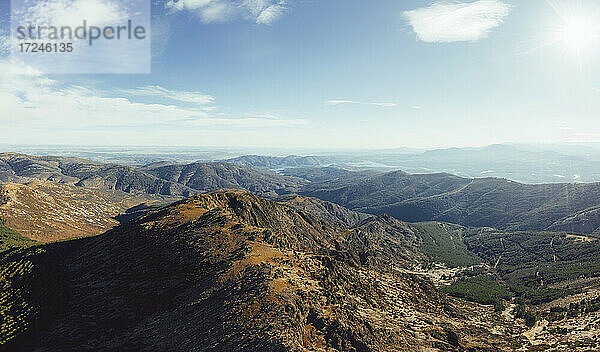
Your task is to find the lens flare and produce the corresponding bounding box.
[559,16,599,52]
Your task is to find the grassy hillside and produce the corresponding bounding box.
[0,221,39,345]
[0,222,36,252]
[0,182,178,242]
[410,222,481,267]
[463,229,600,304]
[441,274,511,308]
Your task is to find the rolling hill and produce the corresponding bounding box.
[0,153,195,196]
[0,153,307,198]
[280,166,379,183]
[142,162,307,197]
[218,155,331,169]
[300,171,600,232]
[0,181,177,242]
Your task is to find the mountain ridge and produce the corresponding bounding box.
[0,153,306,198]
[1,190,519,351]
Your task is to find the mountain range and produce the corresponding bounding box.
[0,190,536,351]
[217,155,332,169]
[5,152,600,235]
[3,189,600,350]
[300,170,600,234]
[2,157,600,350]
[0,153,305,198]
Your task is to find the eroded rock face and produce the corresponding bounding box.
[1,190,520,351]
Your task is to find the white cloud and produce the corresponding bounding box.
[119,85,215,105]
[243,112,281,119]
[0,35,8,56]
[165,0,288,25]
[0,60,303,130]
[325,100,397,107]
[404,1,512,43]
[11,0,150,74]
[187,116,305,127]
[254,3,287,25]
[14,0,127,28]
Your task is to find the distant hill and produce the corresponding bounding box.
[300,171,600,232]
[300,171,470,210]
[0,153,196,196]
[280,166,379,183]
[6,151,600,234]
[0,153,306,198]
[353,144,600,183]
[143,162,307,197]
[218,154,332,168]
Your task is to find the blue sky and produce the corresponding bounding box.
[1,0,600,148]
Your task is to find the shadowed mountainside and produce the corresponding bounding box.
[142,162,306,197]
[1,190,522,351]
[300,171,600,233]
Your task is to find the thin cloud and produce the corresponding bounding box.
[0,60,301,130]
[404,1,512,43]
[119,86,215,105]
[16,0,127,28]
[326,100,397,107]
[242,112,282,119]
[187,116,306,127]
[254,3,287,25]
[165,0,288,25]
[0,35,8,55]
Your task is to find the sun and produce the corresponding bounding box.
[558,16,599,53]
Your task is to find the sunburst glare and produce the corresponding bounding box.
[543,0,600,57]
[559,16,599,53]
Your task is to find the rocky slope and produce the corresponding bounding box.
[275,194,371,227]
[1,190,523,351]
[0,181,178,242]
[0,153,306,198]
